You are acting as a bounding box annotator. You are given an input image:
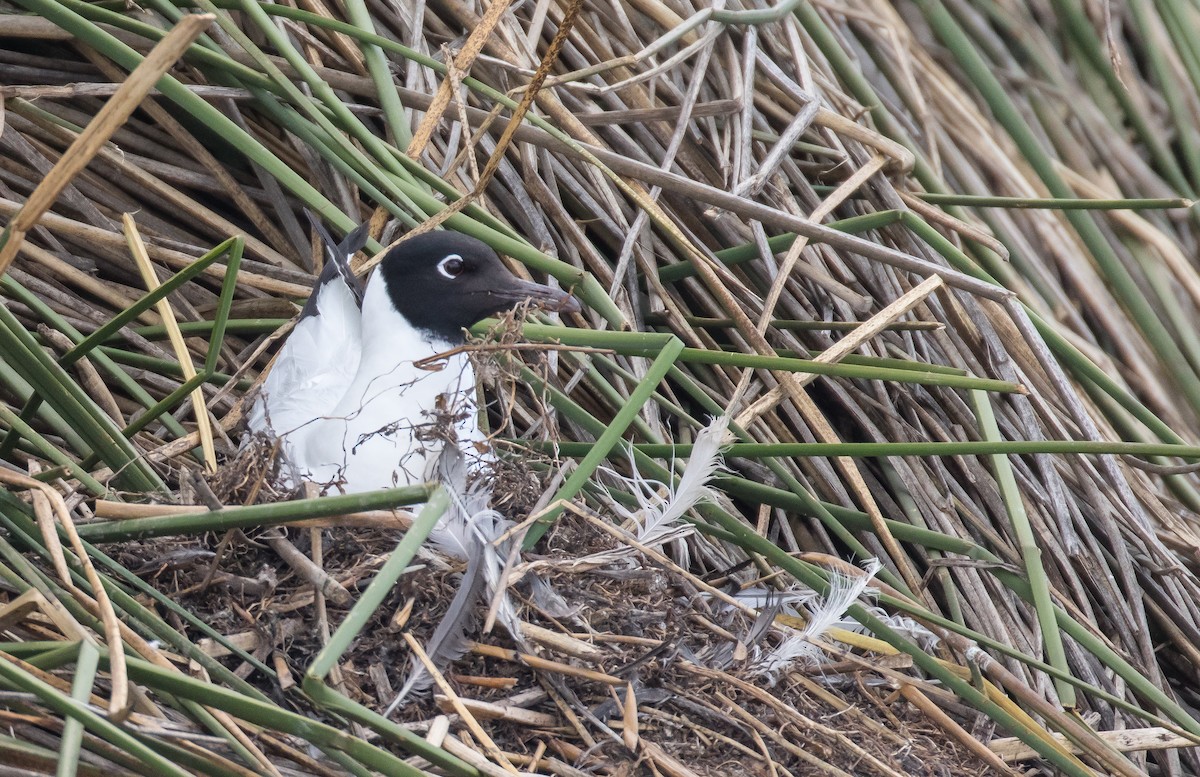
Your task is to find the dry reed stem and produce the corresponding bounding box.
[406,0,514,159]
[990,728,1199,762]
[124,215,217,471]
[2,467,131,720]
[469,641,624,686]
[91,499,417,530]
[40,326,125,424]
[363,0,585,271]
[0,14,215,274]
[403,632,520,773]
[262,530,350,606]
[898,685,1016,775]
[736,274,950,427]
[0,198,312,296]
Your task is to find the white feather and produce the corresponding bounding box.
[859,606,941,651]
[247,278,362,441]
[527,574,576,619]
[388,447,516,712]
[751,634,821,684]
[600,415,730,568]
[637,414,729,542]
[750,558,883,685]
[801,558,882,642]
[733,586,821,610]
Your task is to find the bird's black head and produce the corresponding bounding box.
[376,231,579,343]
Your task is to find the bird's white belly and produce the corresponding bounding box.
[289,351,481,493]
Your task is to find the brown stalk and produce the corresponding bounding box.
[0,14,215,275]
[362,0,585,272]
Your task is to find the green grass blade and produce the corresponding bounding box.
[57,641,96,777]
[75,485,433,543]
[525,337,686,545]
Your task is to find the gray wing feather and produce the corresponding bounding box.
[300,211,369,319]
[386,447,511,713]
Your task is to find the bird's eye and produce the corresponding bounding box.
[437,254,465,280]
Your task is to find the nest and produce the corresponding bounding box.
[117,500,1007,776]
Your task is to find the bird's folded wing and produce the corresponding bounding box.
[247,278,363,438]
[300,214,368,316]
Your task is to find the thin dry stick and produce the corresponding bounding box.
[295,0,366,72]
[470,641,624,685]
[899,684,1017,775]
[736,274,951,427]
[124,214,217,471]
[435,695,557,727]
[361,0,585,272]
[262,530,351,606]
[438,735,521,777]
[406,0,515,159]
[990,727,1197,762]
[897,190,1008,259]
[0,198,312,296]
[446,49,484,188]
[727,153,888,413]
[402,632,520,774]
[639,740,705,777]
[0,13,215,275]
[747,728,780,777]
[40,326,125,425]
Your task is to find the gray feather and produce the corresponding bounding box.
[386,446,513,713]
[300,211,369,319]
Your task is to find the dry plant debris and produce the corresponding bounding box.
[0,0,1198,775]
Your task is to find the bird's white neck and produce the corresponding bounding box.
[338,278,469,412]
[359,276,457,355]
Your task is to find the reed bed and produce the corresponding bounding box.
[1,0,1200,774]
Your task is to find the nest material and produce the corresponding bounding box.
[126,506,1004,777]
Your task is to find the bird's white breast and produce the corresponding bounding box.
[287,279,481,492]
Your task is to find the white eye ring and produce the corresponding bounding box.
[437,254,465,280]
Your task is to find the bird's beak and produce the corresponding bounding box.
[495,279,581,314]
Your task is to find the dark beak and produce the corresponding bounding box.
[494,279,581,314]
